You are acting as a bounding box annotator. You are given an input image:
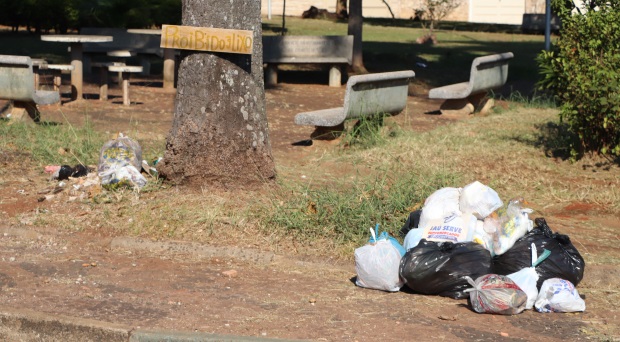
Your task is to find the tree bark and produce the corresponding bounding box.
[348,0,367,73]
[158,0,276,188]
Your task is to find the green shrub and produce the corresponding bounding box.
[537,0,620,158]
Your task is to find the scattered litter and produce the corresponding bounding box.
[222,269,238,278]
[45,164,90,180]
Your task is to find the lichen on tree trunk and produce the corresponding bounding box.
[159,0,276,188]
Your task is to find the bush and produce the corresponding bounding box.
[537,0,620,158]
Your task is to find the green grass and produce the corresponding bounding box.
[0,116,106,167]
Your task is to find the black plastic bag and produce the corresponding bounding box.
[399,239,492,299]
[399,209,421,238]
[492,217,585,289]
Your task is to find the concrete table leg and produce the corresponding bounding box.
[121,72,130,106]
[163,48,176,89]
[265,64,277,86]
[329,65,341,87]
[99,67,108,100]
[70,43,83,100]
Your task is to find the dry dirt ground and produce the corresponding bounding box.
[1,72,619,341]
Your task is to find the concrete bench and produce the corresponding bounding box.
[108,65,143,106]
[0,55,60,122]
[263,35,353,87]
[429,52,514,115]
[45,64,74,96]
[294,70,415,136]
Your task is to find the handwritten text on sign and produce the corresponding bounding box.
[161,25,253,54]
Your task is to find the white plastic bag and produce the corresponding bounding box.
[355,227,404,292]
[493,198,534,256]
[464,274,527,315]
[403,228,424,251]
[421,212,475,243]
[459,181,503,220]
[535,278,586,313]
[418,187,462,230]
[507,243,551,310]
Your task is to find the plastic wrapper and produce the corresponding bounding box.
[464,274,527,315]
[418,187,462,231]
[507,243,551,309]
[459,181,503,220]
[421,212,476,243]
[535,278,586,313]
[399,240,492,299]
[354,226,405,292]
[98,134,147,188]
[492,198,534,256]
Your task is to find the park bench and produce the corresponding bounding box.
[428,52,514,115]
[80,27,163,75]
[294,70,415,137]
[262,35,353,87]
[0,55,60,122]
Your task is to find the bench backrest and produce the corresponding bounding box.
[263,35,353,64]
[468,52,514,95]
[343,70,415,120]
[81,27,163,57]
[0,55,35,102]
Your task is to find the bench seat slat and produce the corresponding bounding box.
[295,107,345,127]
[428,81,470,99]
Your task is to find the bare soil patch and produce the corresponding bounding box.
[1,74,619,341]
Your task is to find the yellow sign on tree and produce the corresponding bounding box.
[160,24,253,54]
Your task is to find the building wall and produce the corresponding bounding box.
[260,0,545,21]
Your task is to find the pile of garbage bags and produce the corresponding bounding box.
[354,181,586,315]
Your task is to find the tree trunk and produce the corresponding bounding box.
[158,0,276,188]
[336,0,348,19]
[348,0,367,73]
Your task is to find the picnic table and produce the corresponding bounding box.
[126,29,177,89]
[41,34,113,101]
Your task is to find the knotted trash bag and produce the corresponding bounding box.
[506,243,551,310]
[355,225,405,292]
[399,239,492,299]
[493,218,585,289]
[464,274,527,315]
[535,278,586,313]
[98,133,147,189]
